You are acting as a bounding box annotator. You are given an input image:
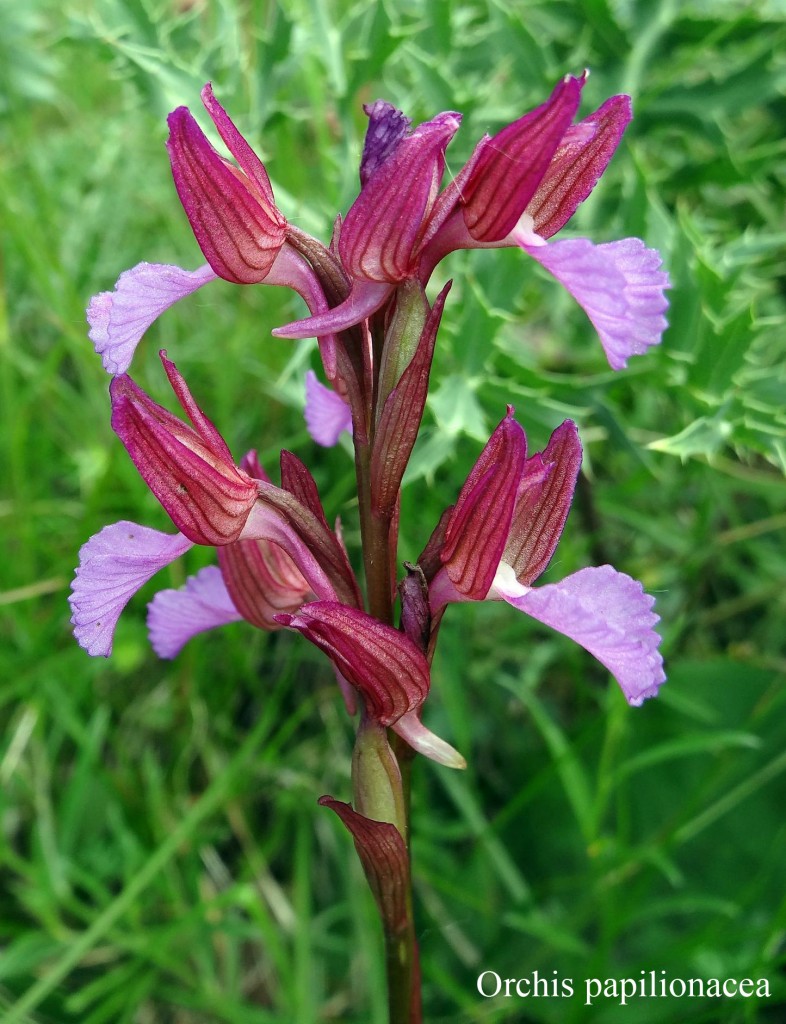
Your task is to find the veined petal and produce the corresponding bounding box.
[111,360,259,546]
[240,496,361,609]
[461,74,583,243]
[493,563,665,705]
[522,237,669,369]
[217,533,311,630]
[441,410,527,599]
[272,278,392,339]
[505,420,582,585]
[340,111,461,282]
[200,83,277,207]
[87,262,217,375]
[304,370,352,446]
[279,449,332,529]
[276,602,430,725]
[69,521,193,657]
[147,564,243,659]
[527,94,632,239]
[238,502,336,602]
[360,100,412,186]
[167,104,286,284]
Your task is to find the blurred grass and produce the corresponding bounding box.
[1,0,785,1021]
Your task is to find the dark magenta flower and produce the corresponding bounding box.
[70,362,361,657]
[278,76,668,370]
[420,74,669,370]
[88,85,339,380]
[428,410,665,706]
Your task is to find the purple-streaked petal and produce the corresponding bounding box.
[527,94,632,239]
[276,601,430,726]
[217,532,311,631]
[200,83,277,207]
[441,410,527,600]
[340,111,461,282]
[167,105,286,284]
[493,563,665,705]
[461,74,583,243]
[522,237,670,369]
[240,497,361,609]
[505,420,582,585]
[360,101,413,186]
[279,449,332,529]
[87,262,217,375]
[238,502,336,601]
[272,278,392,339]
[392,711,466,769]
[304,370,352,446]
[70,522,193,657]
[147,564,243,659]
[110,360,259,546]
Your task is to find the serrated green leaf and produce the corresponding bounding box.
[649,411,734,460]
[428,373,489,441]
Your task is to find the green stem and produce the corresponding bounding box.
[353,435,420,1023]
[387,734,419,1023]
[355,440,395,625]
[386,919,419,1024]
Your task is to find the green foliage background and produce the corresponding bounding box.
[2,0,785,1021]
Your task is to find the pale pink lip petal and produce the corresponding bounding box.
[495,564,665,705]
[69,522,194,657]
[147,565,243,659]
[304,370,352,447]
[87,262,217,374]
[523,237,669,370]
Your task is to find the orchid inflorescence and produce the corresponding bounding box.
[70,74,668,1019]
